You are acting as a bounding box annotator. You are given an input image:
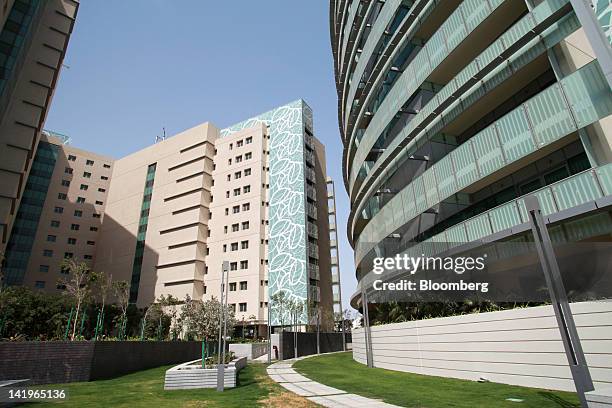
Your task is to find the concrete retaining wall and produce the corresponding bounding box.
[353,301,612,392]
[0,341,201,385]
[229,342,267,360]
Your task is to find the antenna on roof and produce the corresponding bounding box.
[154,127,167,143]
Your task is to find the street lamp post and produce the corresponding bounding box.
[216,261,229,392]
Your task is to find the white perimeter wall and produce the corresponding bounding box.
[353,301,612,392]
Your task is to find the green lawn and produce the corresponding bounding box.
[26,362,314,408]
[293,352,580,408]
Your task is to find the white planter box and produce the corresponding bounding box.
[229,342,267,360]
[164,357,247,390]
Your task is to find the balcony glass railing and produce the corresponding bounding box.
[354,61,612,263]
[348,0,512,186]
[307,222,319,239]
[351,7,580,237]
[349,0,572,194]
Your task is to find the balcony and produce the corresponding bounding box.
[332,273,340,284]
[305,132,314,149]
[309,285,321,302]
[309,263,320,281]
[333,293,341,303]
[307,186,317,201]
[306,167,316,183]
[307,203,318,220]
[307,222,319,239]
[305,150,315,166]
[308,243,319,259]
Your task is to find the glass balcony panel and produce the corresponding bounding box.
[465,213,492,241]
[434,156,456,201]
[552,170,602,211]
[450,140,479,190]
[472,125,504,178]
[443,8,468,51]
[517,188,557,220]
[412,175,427,214]
[595,165,612,196]
[525,83,576,148]
[561,62,612,128]
[495,107,536,163]
[489,201,522,233]
[564,212,612,241]
[423,168,439,208]
[461,0,492,33]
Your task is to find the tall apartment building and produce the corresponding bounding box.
[7,100,337,330]
[4,131,113,288]
[330,0,612,308]
[0,0,79,254]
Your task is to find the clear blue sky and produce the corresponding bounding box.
[45,0,356,310]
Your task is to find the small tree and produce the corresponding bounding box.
[113,280,130,339]
[91,271,113,339]
[58,258,92,340]
[180,296,235,342]
[270,291,289,331]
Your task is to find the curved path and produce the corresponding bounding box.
[266,354,400,408]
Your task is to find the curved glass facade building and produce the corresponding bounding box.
[330,0,612,307]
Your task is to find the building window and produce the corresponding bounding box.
[241,240,248,249]
[237,140,243,147]
[235,155,242,163]
[87,241,95,245]
[64,252,74,259]
[77,197,86,204]
[95,200,103,205]
[244,168,251,176]
[246,136,252,144]
[68,155,77,161]
[84,255,93,260]
[98,188,106,192]
[68,238,77,245]
[245,152,252,160]
[51,220,60,228]
[90,226,98,231]
[65,167,73,174]
[231,242,238,251]
[232,223,239,232]
[86,159,94,166]
[46,235,56,242]
[54,206,64,214]
[39,265,49,273]
[58,193,67,200]
[62,180,70,187]
[229,282,237,292]
[242,203,250,211]
[83,172,91,178]
[233,188,240,196]
[80,184,88,190]
[35,281,45,289]
[71,224,80,230]
[240,281,247,290]
[243,185,250,194]
[241,221,249,230]
[234,171,241,179]
[223,244,227,253]
[239,303,247,312]
[240,260,248,269]
[74,210,83,217]
[203,285,207,294]
[230,262,238,271]
[93,213,101,218]
[101,176,109,180]
[232,205,239,214]
[229,304,236,313]
[224,226,228,234]
[228,159,232,165]
[43,250,53,257]
[103,164,111,168]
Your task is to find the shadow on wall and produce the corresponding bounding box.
[93,213,158,307]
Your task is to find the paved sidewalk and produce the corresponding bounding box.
[266,356,401,408]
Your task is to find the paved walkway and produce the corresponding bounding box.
[266,355,400,408]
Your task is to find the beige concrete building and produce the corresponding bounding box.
[0,0,79,254]
[18,132,113,290]
[7,100,339,332]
